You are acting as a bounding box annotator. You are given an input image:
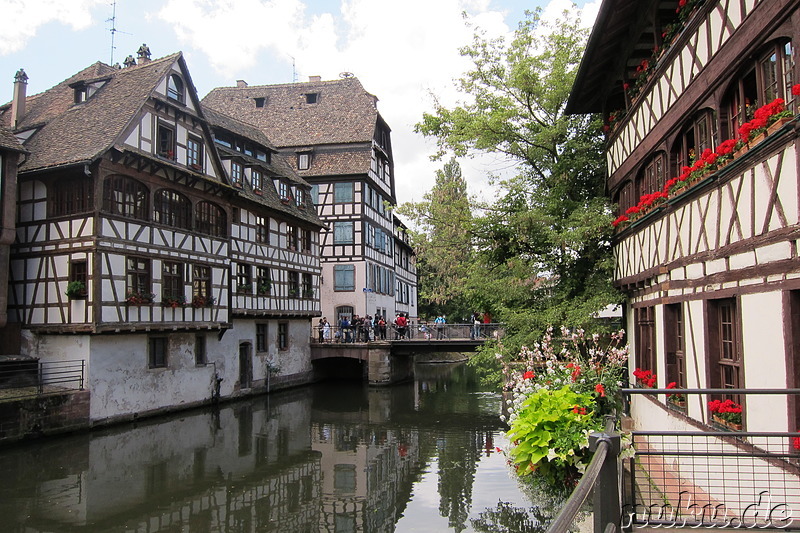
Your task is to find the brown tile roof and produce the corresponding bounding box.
[0,125,24,152]
[289,148,373,178]
[202,106,323,228]
[201,77,381,148]
[0,54,181,172]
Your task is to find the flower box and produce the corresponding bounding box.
[767,116,793,136]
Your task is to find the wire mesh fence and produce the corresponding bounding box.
[623,389,800,529]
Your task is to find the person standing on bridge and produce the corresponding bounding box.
[435,314,446,340]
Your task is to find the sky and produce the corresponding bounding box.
[0,0,600,206]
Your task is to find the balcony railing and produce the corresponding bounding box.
[546,388,800,532]
[0,359,85,402]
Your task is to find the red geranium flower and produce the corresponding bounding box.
[595,383,606,397]
[793,84,800,96]
[523,370,535,380]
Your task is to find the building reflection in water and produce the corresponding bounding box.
[0,362,511,532]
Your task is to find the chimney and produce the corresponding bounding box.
[237,80,248,88]
[308,75,321,83]
[136,43,151,64]
[11,69,28,128]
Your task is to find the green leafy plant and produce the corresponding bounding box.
[65,280,87,299]
[506,386,601,480]
[161,294,186,308]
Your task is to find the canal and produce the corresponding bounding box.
[0,361,553,532]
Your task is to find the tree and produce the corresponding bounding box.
[417,6,621,351]
[397,158,474,319]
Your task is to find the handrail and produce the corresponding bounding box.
[546,437,610,533]
[547,417,621,533]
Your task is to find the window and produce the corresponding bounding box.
[288,271,300,297]
[251,169,262,192]
[154,189,191,229]
[334,221,354,244]
[104,176,149,220]
[230,161,243,187]
[257,267,271,295]
[236,263,252,293]
[157,124,175,159]
[255,216,268,244]
[614,180,635,216]
[302,273,313,298]
[722,40,794,140]
[707,298,741,392]
[74,86,88,103]
[310,185,319,205]
[287,225,299,250]
[671,111,715,178]
[635,306,656,375]
[127,257,151,298]
[254,97,265,108]
[638,152,666,199]
[69,260,88,298]
[334,464,356,493]
[162,261,184,301]
[301,229,312,252]
[256,323,268,352]
[334,265,355,291]
[298,153,310,170]
[167,74,184,103]
[334,182,353,203]
[149,336,168,368]
[295,188,305,207]
[187,137,203,169]
[278,323,288,350]
[279,181,290,201]
[195,335,207,365]
[193,265,211,298]
[195,201,226,237]
[664,303,686,391]
[51,177,93,216]
[305,93,318,104]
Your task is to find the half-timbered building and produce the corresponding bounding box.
[569,0,799,434]
[0,48,322,422]
[202,77,418,327]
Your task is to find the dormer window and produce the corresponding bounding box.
[279,181,290,201]
[167,74,185,103]
[157,124,175,159]
[230,161,243,187]
[305,93,319,104]
[74,86,88,103]
[295,188,305,206]
[254,97,265,108]
[298,152,310,170]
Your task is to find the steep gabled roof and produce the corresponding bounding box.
[0,53,182,173]
[202,77,381,147]
[201,105,323,228]
[0,125,25,153]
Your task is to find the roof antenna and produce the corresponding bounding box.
[289,55,297,82]
[107,0,130,65]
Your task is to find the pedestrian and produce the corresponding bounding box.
[397,313,408,339]
[340,315,351,343]
[472,312,481,340]
[435,314,446,340]
[378,315,387,339]
[323,318,331,342]
[318,317,325,343]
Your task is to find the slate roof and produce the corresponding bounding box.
[0,125,25,153]
[0,54,182,172]
[201,77,381,148]
[293,148,373,178]
[202,106,323,228]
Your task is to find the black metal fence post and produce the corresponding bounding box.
[589,431,622,533]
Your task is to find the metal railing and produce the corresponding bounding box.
[622,388,800,530]
[312,322,504,343]
[0,359,85,402]
[547,416,622,533]
[547,388,800,532]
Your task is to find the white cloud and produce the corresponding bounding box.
[0,0,105,55]
[154,0,602,205]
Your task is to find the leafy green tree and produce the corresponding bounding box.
[397,158,474,320]
[416,7,621,352]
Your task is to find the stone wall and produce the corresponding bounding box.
[0,390,90,443]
